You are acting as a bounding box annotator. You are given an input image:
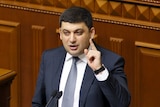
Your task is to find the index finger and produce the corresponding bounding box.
[89,39,97,50]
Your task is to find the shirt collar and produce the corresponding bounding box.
[65,45,92,63]
[65,53,72,61]
[65,53,87,63]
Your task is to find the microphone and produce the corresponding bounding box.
[53,91,62,107]
[55,91,62,99]
[45,90,58,107]
[45,90,63,107]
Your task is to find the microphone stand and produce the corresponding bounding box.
[45,91,62,107]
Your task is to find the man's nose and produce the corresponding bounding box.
[70,34,76,42]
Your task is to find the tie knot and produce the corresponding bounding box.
[73,57,79,63]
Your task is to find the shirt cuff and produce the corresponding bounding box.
[95,67,109,81]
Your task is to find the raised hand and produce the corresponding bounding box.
[84,39,102,71]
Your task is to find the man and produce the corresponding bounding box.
[32,6,131,107]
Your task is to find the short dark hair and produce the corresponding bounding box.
[59,6,93,29]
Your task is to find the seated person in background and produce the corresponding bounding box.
[32,6,131,107]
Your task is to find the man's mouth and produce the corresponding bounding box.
[70,45,78,50]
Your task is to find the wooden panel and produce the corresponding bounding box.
[1,0,160,23]
[68,0,81,7]
[135,41,160,107]
[110,37,123,55]
[0,20,20,107]
[81,0,95,12]
[32,25,45,92]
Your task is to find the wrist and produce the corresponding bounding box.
[94,65,105,75]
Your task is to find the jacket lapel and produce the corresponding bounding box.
[51,47,66,91]
[79,65,95,107]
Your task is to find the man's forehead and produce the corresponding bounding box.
[61,22,88,31]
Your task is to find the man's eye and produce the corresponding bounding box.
[63,31,70,36]
[75,31,83,35]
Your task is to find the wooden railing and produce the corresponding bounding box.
[0,68,16,107]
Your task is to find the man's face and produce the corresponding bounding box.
[60,22,95,56]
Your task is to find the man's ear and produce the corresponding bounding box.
[59,28,62,40]
[90,27,96,39]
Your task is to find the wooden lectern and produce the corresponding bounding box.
[0,68,16,107]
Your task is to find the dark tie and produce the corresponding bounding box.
[62,57,79,107]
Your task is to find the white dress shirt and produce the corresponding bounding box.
[58,53,109,107]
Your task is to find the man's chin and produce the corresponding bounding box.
[69,50,82,56]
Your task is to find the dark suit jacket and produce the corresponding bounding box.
[32,45,131,107]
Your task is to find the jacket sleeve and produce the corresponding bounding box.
[99,57,131,107]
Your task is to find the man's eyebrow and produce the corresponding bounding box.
[62,28,84,32]
[74,28,84,31]
[62,29,69,31]
[62,29,70,33]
